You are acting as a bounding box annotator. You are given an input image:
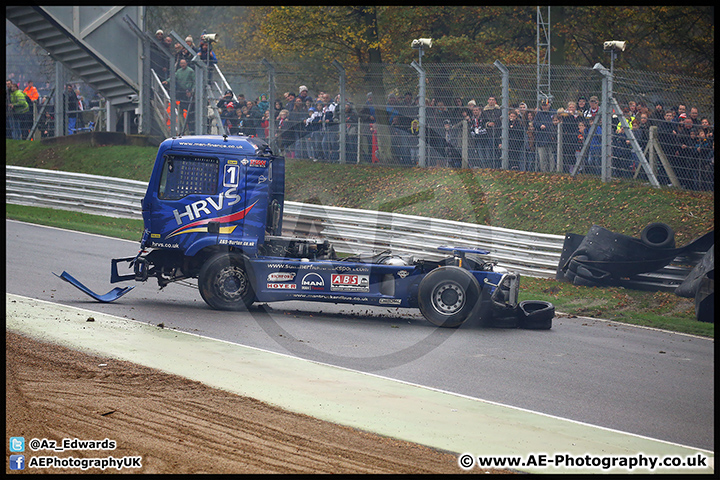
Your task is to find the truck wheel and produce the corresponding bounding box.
[418,266,480,328]
[198,252,255,311]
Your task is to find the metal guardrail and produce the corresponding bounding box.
[6,166,147,219]
[6,166,701,289]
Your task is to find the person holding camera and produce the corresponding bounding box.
[197,41,217,84]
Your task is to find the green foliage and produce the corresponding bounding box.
[551,6,714,76]
[519,277,713,338]
[5,140,155,182]
[6,204,144,242]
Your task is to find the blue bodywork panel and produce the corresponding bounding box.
[248,258,504,307]
[53,271,134,302]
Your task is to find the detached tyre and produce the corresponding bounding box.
[517,300,554,330]
[641,223,675,249]
[198,252,255,311]
[418,266,480,328]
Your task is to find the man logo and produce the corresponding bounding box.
[301,273,325,290]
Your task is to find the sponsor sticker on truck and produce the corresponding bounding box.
[331,274,370,292]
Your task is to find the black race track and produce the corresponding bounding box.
[6,220,714,451]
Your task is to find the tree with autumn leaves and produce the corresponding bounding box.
[208,6,713,78]
[197,5,712,163]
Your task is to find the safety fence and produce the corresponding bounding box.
[6,166,704,290]
[15,52,714,192]
[207,60,714,191]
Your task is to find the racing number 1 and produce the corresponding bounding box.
[224,164,239,188]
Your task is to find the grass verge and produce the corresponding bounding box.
[6,204,144,242]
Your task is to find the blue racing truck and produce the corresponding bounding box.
[55,134,554,329]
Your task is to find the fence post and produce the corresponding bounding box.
[494,60,510,170]
[594,62,611,182]
[610,97,660,187]
[262,59,277,152]
[193,59,207,135]
[649,131,681,188]
[637,126,659,179]
[333,60,346,164]
[411,60,426,168]
[139,29,151,134]
[571,114,600,176]
[356,117,362,164]
[556,125,563,172]
[461,119,469,169]
[55,62,66,137]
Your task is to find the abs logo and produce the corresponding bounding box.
[331,274,369,292]
[301,273,325,291]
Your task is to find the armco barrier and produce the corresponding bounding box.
[6,166,702,289]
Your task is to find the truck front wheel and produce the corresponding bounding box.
[418,266,480,328]
[198,252,255,310]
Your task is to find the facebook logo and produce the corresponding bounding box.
[9,437,25,452]
[9,454,25,470]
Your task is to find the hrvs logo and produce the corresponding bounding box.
[167,189,256,238]
[172,188,241,225]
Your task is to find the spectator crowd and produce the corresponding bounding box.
[203,82,714,191]
[6,75,103,140]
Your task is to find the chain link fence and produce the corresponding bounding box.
[206,59,713,191]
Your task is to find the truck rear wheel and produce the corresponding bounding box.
[418,266,480,328]
[198,252,255,311]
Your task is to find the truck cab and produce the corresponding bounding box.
[141,135,283,257]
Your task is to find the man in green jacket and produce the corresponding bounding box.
[163,58,195,133]
[8,83,29,140]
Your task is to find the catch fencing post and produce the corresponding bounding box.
[610,97,660,187]
[54,62,66,137]
[593,63,611,182]
[333,60,346,164]
[411,60,426,167]
[494,60,510,170]
[461,120,469,169]
[262,59,277,152]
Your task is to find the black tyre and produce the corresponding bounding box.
[640,222,675,249]
[198,252,255,311]
[517,300,554,330]
[418,266,480,328]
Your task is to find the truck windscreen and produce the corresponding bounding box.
[158,154,219,200]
